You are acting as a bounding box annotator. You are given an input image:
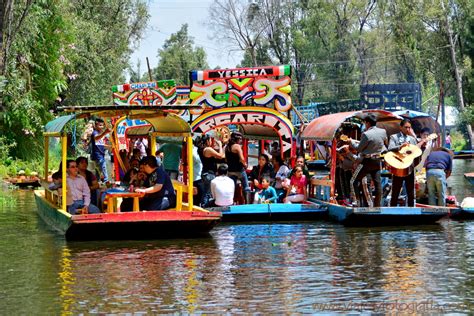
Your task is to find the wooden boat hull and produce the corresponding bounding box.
[6,179,40,188]
[309,198,450,226]
[449,207,474,220]
[207,202,327,222]
[34,190,221,240]
[464,173,474,185]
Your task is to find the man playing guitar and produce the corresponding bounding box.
[387,118,419,207]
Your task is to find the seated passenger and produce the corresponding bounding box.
[76,156,100,205]
[128,155,176,211]
[49,171,62,190]
[272,155,290,202]
[122,158,140,184]
[254,176,278,204]
[249,154,274,190]
[65,159,101,215]
[283,166,307,204]
[209,164,235,207]
[288,156,311,179]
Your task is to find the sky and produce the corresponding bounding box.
[129,0,243,75]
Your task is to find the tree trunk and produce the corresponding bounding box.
[442,0,474,149]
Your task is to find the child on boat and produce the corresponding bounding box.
[283,166,307,204]
[254,176,278,204]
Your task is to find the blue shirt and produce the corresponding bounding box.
[256,186,278,203]
[144,167,176,201]
[425,151,452,171]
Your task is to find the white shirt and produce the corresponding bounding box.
[66,174,90,206]
[274,165,290,189]
[211,176,235,206]
[192,146,203,182]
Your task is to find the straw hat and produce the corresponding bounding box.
[18,170,25,175]
[30,172,38,176]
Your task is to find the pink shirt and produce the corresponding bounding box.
[290,175,307,194]
[66,174,91,206]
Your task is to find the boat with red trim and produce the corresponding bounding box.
[35,104,221,240]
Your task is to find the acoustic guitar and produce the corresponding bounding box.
[384,133,437,177]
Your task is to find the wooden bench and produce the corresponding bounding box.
[172,180,198,210]
[310,177,332,201]
[40,181,62,207]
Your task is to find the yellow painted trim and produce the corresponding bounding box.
[150,135,156,156]
[44,132,62,137]
[44,137,49,182]
[186,136,193,211]
[61,135,67,211]
[153,132,190,137]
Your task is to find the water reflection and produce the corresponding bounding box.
[449,159,473,201]
[0,157,473,314]
[58,238,220,314]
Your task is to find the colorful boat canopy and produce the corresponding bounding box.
[189,65,292,113]
[301,110,403,141]
[112,80,187,107]
[191,106,294,154]
[47,107,194,135]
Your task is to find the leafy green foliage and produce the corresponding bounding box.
[0,0,149,161]
[152,24,209,85]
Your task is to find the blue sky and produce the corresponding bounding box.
[129,0,243,74]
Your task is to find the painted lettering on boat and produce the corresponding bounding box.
[192,111,293,153]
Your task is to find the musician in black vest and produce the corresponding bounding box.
[388,118,418,207]
[346,114,388,207]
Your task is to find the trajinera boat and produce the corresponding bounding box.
[186,65,326,221]
[301,109,454,226]
[34,104,221,240]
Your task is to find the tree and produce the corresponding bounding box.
[0,0,149,159]
[208,0,269,67]
[153,24,209,85]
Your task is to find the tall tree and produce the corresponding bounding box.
[208,0,269,67]
[153,24,209,85]
[0,0,149,159]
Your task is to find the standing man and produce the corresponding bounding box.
[65,159,101,215]
[347,114,388,207]
[159,142,182,180]
[424,147,453,206]
[90,118,110,182]
[388,118,418,207]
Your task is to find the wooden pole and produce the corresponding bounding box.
[61,135,67,211]
[187,135,193,211]
[441,82,446,147]
[146,57,153,81]
[44,137,49,182]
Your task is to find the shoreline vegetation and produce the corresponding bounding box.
[0,0,473,168]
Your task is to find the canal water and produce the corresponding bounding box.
[0,160,472,314]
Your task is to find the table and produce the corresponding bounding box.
[104,191,145,213]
